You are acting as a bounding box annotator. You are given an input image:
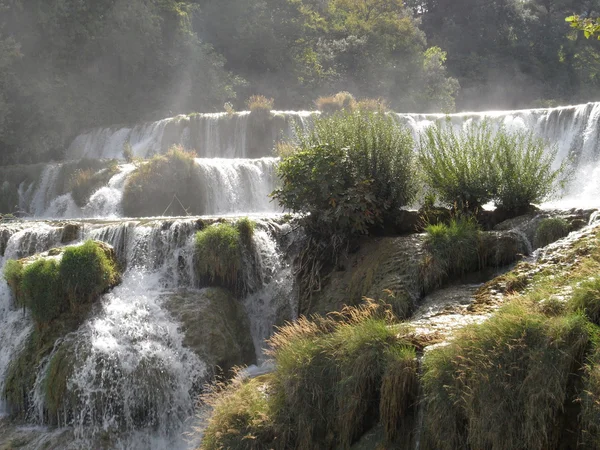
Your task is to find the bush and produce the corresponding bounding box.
[21,259,65,324]
[418,121,566,213]
[246,95,274,114]
[418,120,498,210]
[273,110,417,238]
[122,145,201,217]
[355,98,388,112]
[314,91,357,113]
[422,216,481,288]
[570,277,600,324]
[123,140,134,162]
[195,223,242,291]
[494,130,566,212]
[421,302,589,450]
[60,240,120,307]
[534,217,570,248]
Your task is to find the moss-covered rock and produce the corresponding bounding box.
[534,217,570,248]
[164,288,255,374]
[122,146,203,217]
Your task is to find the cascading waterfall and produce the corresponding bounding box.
[398,102,600,208]
[0,218,296,449]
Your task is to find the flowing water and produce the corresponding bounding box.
[1,103,600,448]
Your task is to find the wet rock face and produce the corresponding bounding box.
[164,288,256,375]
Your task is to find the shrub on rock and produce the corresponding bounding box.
[122,146,201,217]
[195,223,242,292]
[534,217,570,248]
[273,109,416,238]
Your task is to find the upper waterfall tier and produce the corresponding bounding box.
[67,111,316,160]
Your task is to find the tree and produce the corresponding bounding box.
[567,16,600,39]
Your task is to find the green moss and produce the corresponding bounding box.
[21,259,65,324]
[195,223,242,292]
[534,217,570,248]
[421,302,590,450]
[43,340,80,426]
[3,259,24,307]
[122,146,202,217]
[236,217,256,248]
[60,240,120,307]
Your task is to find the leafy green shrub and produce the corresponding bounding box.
[493,131,566,212]
[60,240,120,307]
[246,95,274,114]
[570,277,600,324]
[273,109,417,238]
[422,216,481,288]
[418,121,566,213]
[3,259,24,307]
[122,145,201,217]
[534,217,570,248]
[418,120,498,210]
[21,259,65,324]
[195,223,242,291]
[421,302,589,450]
[314,91,357,113]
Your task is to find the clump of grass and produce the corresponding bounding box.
[200,376,277,450]
[267,301,417,449]
[224,102,236,115]
[21,259,65,324]
[534,217,570,248]
[570,277,600,324]
[314,91,357,113]
[422,216,481,289]
[60,240,120,307]
[421,301,590,450]
[195,223,242,292]
[246,95,274,114]
[122,145,201,217]
[201,302,419,449]
[580,347,600,448]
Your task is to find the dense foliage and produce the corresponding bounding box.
[273,110,416,238]
[2,0,597,164]
[418,121,566,213]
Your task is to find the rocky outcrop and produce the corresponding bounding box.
[164,288,256,375]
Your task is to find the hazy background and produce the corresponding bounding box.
[0,0,598,164]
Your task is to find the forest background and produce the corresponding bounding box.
[0,0,598,164]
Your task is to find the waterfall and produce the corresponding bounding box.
[0,217,295,448]
[398,102,600,208]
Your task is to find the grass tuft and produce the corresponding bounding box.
[534,217,570,248]
[122,145,200,217]
[315,91,357,113]
[421,301,590,450]
[21,258,65,324]
[195,223,242,292]
[570,277,600,324]
[246,95,274,114]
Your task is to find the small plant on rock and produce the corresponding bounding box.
[195,223,242,292]
[534,217,570,248]
[246,95,274,114]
